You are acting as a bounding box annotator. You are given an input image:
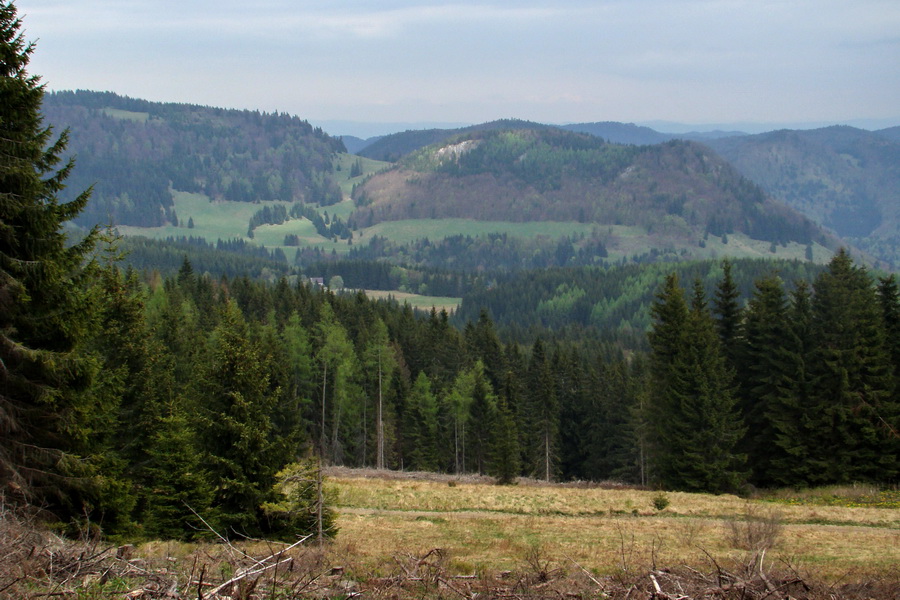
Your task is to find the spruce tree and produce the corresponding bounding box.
[523,339,559,481]
[712,259,743,367]
[807,250,896,483]
[363,318,396,469]
[403,372,439,471]
[878,275,900,379]
[738,275,799,486]
[647,274,689,484]
[765,281,816,485]
[0,2,99,511]
[198,300,282,535]
[467,361,496,475]
[315,302,356,463]
[649,277,746,492]
[490,392,520,484]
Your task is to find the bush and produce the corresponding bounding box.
[652,492,670,511]
[725,503,783,552]
[262,458,338,541]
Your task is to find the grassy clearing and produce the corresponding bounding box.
[324,471,900,579]
[760,484,900,509]
[332,153,392,196]
[116,191,285,242]
[358,219,596,245]
[361,289,461,313]
[600,226,831,264]
[100,107,150,122]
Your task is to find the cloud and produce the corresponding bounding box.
[15,0,900,126]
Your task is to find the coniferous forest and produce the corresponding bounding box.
[2,1,898,545]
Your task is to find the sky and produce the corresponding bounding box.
[16,0,900,137]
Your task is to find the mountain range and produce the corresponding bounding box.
[42,90,898,271]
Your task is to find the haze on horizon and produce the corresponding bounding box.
[16,0,900,138]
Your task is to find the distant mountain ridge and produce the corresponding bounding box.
[43,90,887,269]
[704,125,900,265]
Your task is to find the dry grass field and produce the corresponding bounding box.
[4,468,898,599]
[325,469,900,580]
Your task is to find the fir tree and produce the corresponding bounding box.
[0,2,99,513]
[807,250,897,483]
[649,277,746,492]
[490,393,520,484]
[738,275,798,486]
[198,300,283,535]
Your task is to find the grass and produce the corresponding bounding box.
[101,107,150,122]
[116,191,286,242]
[324,471,900,578]
[361,290,461,313]
[358,219,597,245]
[116,185,836,272]
[5,472,898,598]
[760,484,900,509]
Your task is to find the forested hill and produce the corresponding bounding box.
[705,126,900,266]
[42,90,346,228]
[355,118,552,162]
[351,128,830,248]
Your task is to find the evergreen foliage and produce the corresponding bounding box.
[3,8,899,537]
[0,2,100,514]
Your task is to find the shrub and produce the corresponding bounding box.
[652,492,670,511]
[725,503,783,552]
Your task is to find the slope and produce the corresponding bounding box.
[351,128,832,254]
[706,126,900,266]
[42,90,346,229]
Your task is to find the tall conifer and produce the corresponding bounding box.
[807,250,896,483]
[0,2,99,511]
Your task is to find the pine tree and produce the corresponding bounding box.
[806,250,896,483]
[0,2,99,511]
[649,277,746,492]
[490,392,520,484]
[198,300,283,535]
[523,339,559,481]
[738,275,798,486]
[713,259,743,364]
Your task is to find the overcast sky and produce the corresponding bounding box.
[16,0,900,137]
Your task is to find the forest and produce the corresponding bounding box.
[41,90,345,227]
[2,2,898,546]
